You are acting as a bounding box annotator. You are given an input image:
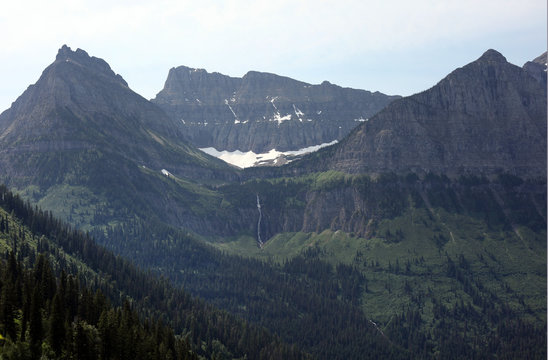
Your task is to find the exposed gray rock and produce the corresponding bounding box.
[152,66,399,153]
[0,45,232,185]
[523,51,547,87]
[314,49,547,178]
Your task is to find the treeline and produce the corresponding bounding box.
[0,185,309,360]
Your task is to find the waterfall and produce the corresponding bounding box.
[256,194,264,248]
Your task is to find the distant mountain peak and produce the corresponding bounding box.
[313,48,547,178]
[54,44,128,87]
[55,44,88,61]
[478,49,507,63]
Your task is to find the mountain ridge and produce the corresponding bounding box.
[291,49,547,178]
[152,64,400,153]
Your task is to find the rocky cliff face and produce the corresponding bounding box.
[313,49,547,178]
[523,51,547,88]
[215,173,546,241]
[152,66,399,153]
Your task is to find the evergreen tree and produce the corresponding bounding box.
[29,286,43,358]
[49,293,65,356]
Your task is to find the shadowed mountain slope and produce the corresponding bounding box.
[291,49,546,178]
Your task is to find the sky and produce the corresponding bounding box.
[0,0,545,112]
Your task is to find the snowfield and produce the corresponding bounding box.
[200,140,338,168]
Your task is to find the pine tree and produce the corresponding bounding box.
[49,293,65,356]
[1,280,17,341]
[29,286,43,358]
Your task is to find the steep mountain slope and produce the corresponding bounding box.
[152,66,399,153]
[296,49,546,178]
[0,185,309,359]
[523,51,547,87]
[0,45,237,230]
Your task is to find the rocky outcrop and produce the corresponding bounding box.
[312,49,547,178]
[523,51,547,87]
[152,66,399,153]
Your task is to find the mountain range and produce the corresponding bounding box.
[152,66,399,153]
[0,45,545,359]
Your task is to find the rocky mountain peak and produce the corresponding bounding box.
[311,48,547,178]
[477,49,507,63]
[54,45,128,87]
[0,45,232,190]
[55,44,89,62]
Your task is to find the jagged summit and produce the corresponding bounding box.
[56,44,92,62]
[54,45,128,87]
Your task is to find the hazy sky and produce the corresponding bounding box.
[0,0,545,112]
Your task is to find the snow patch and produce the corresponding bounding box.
[271,113,292,124]
[270,96,279,111]
[283,140,338,156]
[293,105,304,117]
[293,104,304,121]
[199,140,338,169]
[224,99,239,122]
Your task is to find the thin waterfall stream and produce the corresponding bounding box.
[256,194,264,248]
